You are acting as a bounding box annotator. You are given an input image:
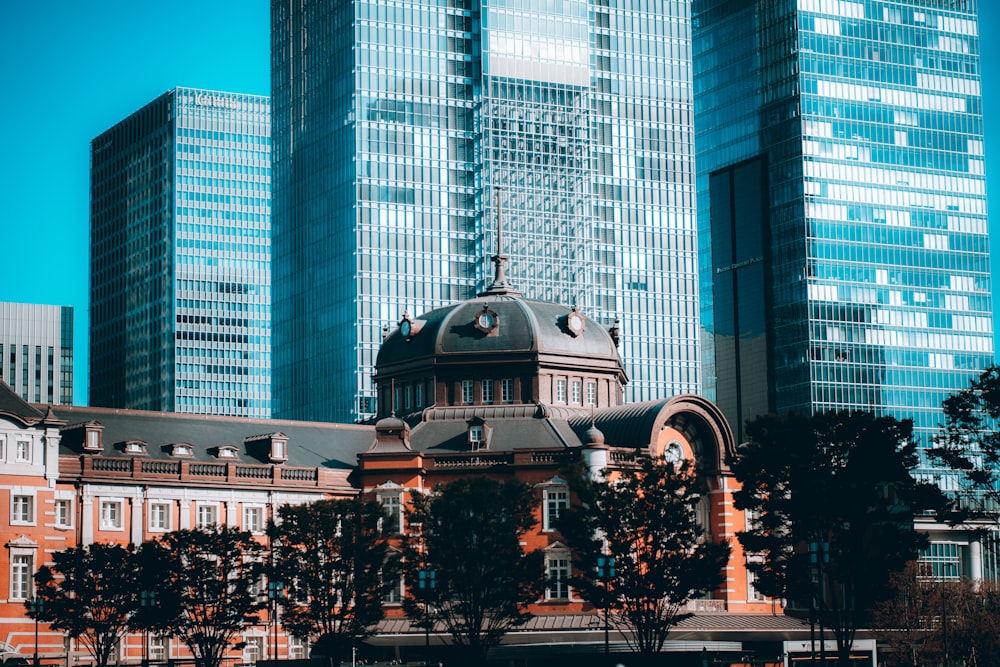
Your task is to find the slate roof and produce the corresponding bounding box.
[50,405,375,470]
[377,294,621,367]
[0,378,46,423]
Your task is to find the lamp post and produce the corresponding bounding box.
[140,591,156,666]
[417,569,436,667]
[596,555,615,656]
[26,597,44,667]
[267,580,284,662]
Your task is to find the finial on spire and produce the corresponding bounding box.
[479,186,523,297]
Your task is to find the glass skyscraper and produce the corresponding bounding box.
[694,0,992,449]
[272,0,700,423]
[90,88,272,418]
[0,302,74,405]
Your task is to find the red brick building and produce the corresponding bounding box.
[1,264,811,664]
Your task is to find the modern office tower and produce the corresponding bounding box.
[272,1,699,423]
[90,88,271,418]
[694,1,992,447]
[0,302,74,405]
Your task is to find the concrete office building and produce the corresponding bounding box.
[90,88,271,418]
[0,302,73,405]
[271,0,700,422]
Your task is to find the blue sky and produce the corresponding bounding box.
[0,1,996,406]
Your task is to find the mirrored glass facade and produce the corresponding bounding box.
[694,0,992,450]
[90,88,271,417]
[272,0,699,423]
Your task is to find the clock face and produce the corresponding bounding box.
[400,320,411,337]
[569,314,583,331]
[478,312,495,329]
[664,442,684,464]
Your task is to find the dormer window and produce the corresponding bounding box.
[217,446,239,460]
[244,432,289,464]
[467,419,492,451]
[170,443,194,458]
[469,425,484,451]
[269,434,288,462]
[84,422,104,452]
[124,440,148,455]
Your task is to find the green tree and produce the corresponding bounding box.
[557,455,730,656]
[931,364,1000,516]
[29,542,140,667]
[402,477,545,662]
[269,498,398,661]
[731,411,945,666]
[149,527,266,667]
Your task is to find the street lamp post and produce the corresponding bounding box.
[596,555,615,657]
[140,591,156,666]
[267,580,284,662]
[26,597,44,667]
[417,569,436,667]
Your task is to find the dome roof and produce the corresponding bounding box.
[376,294,622,368]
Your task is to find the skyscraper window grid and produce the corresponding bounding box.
[272,0,701,423]
[90,88,272,417]
[695,1,992,458]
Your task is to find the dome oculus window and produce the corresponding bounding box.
[474,306,499,335]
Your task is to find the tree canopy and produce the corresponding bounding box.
[731,410,945,666]
[148,527,266,667]
[931,364,1000,517]
[268,498,398,660]
[558,454,730,655]
[402,477,545,661]
[30,542,140,667]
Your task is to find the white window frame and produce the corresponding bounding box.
[12,494,35,525]
[383,572,404,605]
[555,379,567,403]
[148,636,168,662]
[542,486,569,532]
[571,380,581,404]
[288,636,307,660]
[587,381,597,406]
[481,379,494,404]
[54,498,73,529]
[10,551,35,600]
[149,502,171,532]
[196,503,219,530]
[544,552,572,601]
[243,505,265,534]
[461,380,474,404]
[501,378,514,403]
[469,425,484,451]
[243,635,265,664]
[377,486,405,535]
[15,439,31,463]
[100,499,124,531]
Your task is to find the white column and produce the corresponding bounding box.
[131,493,145,544]
[81,493,95,545]
[179,500,192,530]
[970,538,983,582]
